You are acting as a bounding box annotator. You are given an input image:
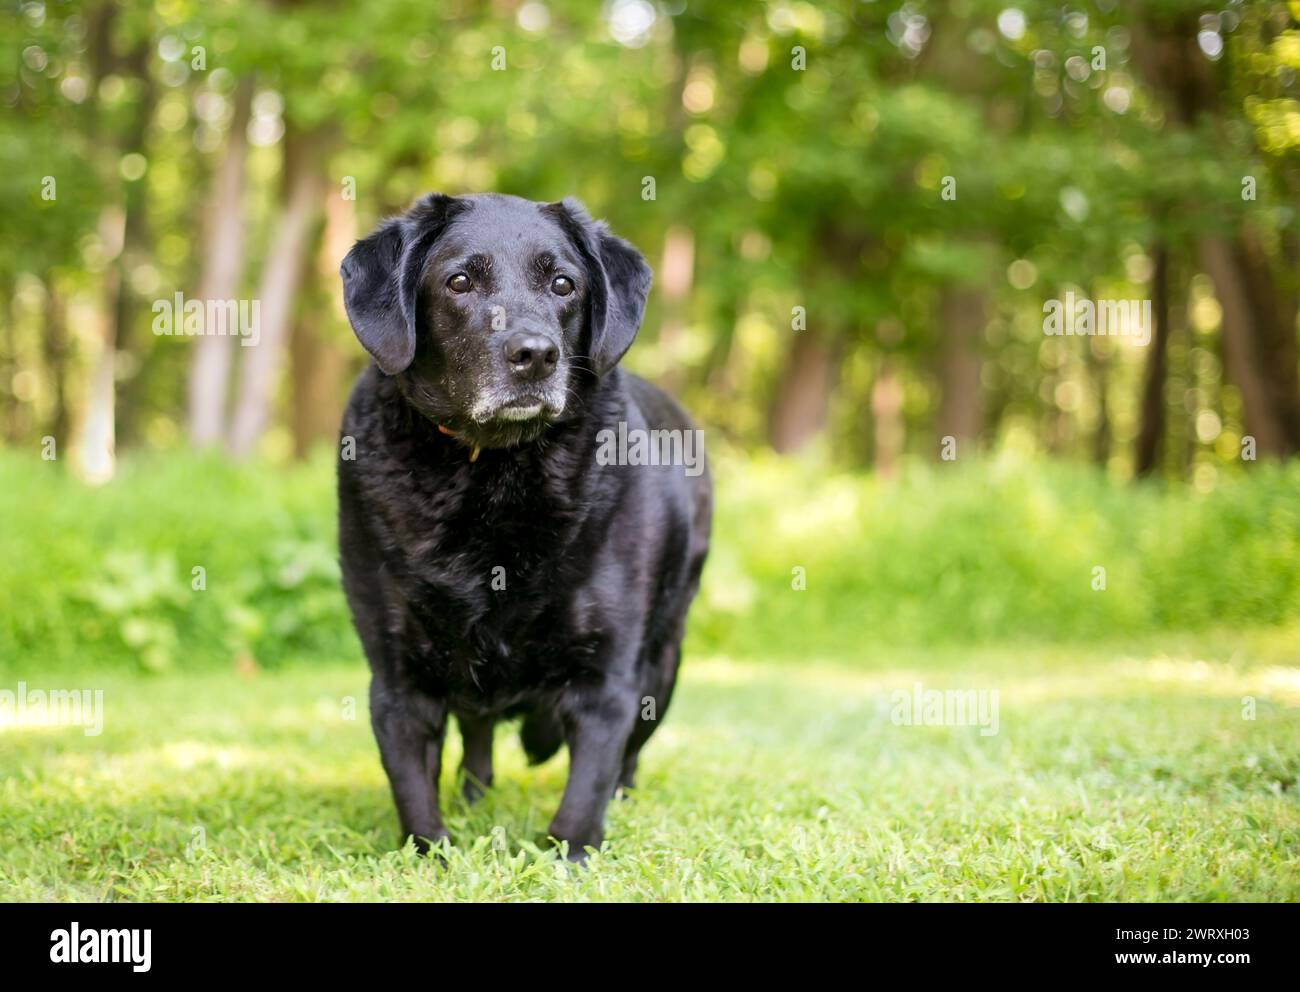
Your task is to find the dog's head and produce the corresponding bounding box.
[340,193,651,449]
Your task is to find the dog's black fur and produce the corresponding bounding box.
[337,193,711,860]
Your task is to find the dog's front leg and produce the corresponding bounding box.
[549,677,639,862]
[370,679,449,854]
[456,711,495,803]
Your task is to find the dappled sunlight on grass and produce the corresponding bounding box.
[688,648,1300,712]
[1126,656,1300,706]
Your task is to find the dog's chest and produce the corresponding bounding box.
[377,459,595,703]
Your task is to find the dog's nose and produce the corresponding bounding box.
[503,331,559,381]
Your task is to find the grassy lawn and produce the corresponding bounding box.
[4,629,1298,901]
[3,452,1298,900]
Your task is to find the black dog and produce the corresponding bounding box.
[337,193,712,861]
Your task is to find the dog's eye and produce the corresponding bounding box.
[447,273,472,294]
[551,275,574,297]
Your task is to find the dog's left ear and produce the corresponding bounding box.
[340,193,460,375]
[547,197,652,376]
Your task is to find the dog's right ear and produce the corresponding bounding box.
[340,193,460,375]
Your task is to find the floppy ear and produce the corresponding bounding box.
[548,197,652,376]
[339,193,459,375]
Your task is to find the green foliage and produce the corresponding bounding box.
[74,551,188,672]
[0,451,351,672]
[5,1,1298,471]
[698,447,1300,656]
[2,449,1297,675]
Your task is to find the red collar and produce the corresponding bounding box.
[438,424,480,462]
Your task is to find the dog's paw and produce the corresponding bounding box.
[540,827,601,864]
[407,830,453,863]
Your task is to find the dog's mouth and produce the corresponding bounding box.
[492,397,550,421]
[432,385,568,452]
[471,387,566,426]
[397,358,571,452]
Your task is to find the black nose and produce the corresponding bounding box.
[503,331,559,381]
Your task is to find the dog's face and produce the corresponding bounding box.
[340,193,651,449]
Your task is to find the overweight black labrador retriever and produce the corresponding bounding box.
[337,193,712,861]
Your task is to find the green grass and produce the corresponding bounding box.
[2,449,1298,900]
[3,628,1298,901]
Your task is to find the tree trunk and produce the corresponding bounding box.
[655,224,694,395]
[1133,11,1298,460]
[1135,246,1172,476]
[1086,338,1111,467]
[188,78,254,446]
[934,285,985,456]
[1199,236,1291,458]
[41,274,70,447]
[0,273,22,443]
[289,315,347,458]
[767,326,836,454]
[1237,226,1300,450]
[871,357,904,480]
[703,297,741,399]
[72,15,156,473]
[104,40,157,449]
[290,189,353,458]
[227,126,328,458]
[78,207,125,484]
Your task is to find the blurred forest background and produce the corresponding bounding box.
[2,0,1298,482]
